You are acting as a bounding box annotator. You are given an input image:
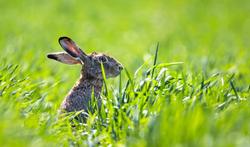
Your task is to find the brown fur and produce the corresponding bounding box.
[60,73,103,114]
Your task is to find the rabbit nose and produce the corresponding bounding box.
[118,65,123,70]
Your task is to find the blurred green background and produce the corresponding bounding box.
[1,0,249,73]
[0,0,250,146]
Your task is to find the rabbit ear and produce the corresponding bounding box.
[47,52,81,64]
[58,37,88,60]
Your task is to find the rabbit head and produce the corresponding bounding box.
[47,36,123,79]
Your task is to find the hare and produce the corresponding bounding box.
[47,36,123,120]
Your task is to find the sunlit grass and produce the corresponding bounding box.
[0,0,250,146]
[1,45,249,146]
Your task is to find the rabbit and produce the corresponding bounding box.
[47,36,123,121]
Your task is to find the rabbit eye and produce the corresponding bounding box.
[98,56,108,63]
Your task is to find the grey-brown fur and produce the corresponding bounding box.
[47,36,123,120]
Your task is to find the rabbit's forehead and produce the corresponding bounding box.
[90,52,102,57]
[91,53,116,61]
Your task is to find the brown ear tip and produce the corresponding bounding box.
[47,54,57,60]
[59,36,70,42]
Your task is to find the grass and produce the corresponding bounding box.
[0,0,250,146]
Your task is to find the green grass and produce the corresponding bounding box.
[0,0,250,146]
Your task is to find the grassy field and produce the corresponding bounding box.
[0,0,250,146]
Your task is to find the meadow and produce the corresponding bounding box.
[0,0,250,146]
